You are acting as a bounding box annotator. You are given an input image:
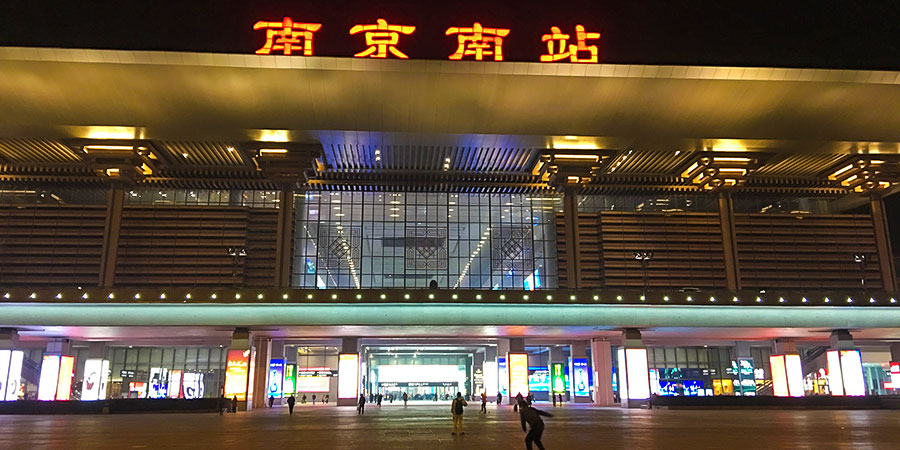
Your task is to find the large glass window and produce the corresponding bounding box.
[125,188,280,208]
[579,194,717,213]
[292,191,559,289]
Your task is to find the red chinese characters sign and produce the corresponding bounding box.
[252,17,601,63]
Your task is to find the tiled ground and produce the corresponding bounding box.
[1,403,898,449]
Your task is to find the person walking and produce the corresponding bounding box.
[402,392,408,406]
[480,391,487,413]
[552,393,557,407]
[377,393,383,407]
[287,394,296,415]
[519,400,553,450]
[269,395,275,408]
[324,394,329,404]
[312,394,317,405]
[450,392,468,435]
[231,395,238,413]
[514,392,524,412]
[357,393,366,415]
[497,393,503,406]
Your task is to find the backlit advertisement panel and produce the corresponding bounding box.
[283,364,296,395]
[55,356,75,401]
[624,348,650,400]
[337,353,359,399]
[498,357,508,395]
[890,362,899,391]
[826,350,845,396]
[0,350,9,400]
[785,354,804,397]
[616,348,628,401]
[769,355,789,397]
[840,350,865,396]
[168,370,182,399]
[268,359,284,398]
[224,349,251,401]
[182,373,204,399]
[508,353,529,398]
[5,351,23,401]
[483,360,498,396]
[551,363,566,394]
[38,354,61,401]
[81,359,104,401]
[148,367,169,399]
[572,358,590,397]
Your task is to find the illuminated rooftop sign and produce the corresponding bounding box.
[254,17,600,62]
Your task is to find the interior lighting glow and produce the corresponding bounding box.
[258,148,289,155]
[83,145,135,152]
[553,154,600,162]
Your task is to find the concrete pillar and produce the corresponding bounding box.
[0,328,19,349]
[830,330,854,350]
[590,339,614,406]
[869,195,897,292]
[45,339,72,355]
[87,342,106,359]
[99,188,124,287]
[562,187,582,288]
[274,189,295,287]
[718,192,741,290]
[337,337,360,406]
[890,343,900,362]
[773,339,797,355]
[509,338,525,353]
[250,336,270,410]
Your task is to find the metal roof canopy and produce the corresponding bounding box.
[1,47,899,147]
[2,47,900,195]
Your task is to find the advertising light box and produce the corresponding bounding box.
[182,373,204,399]
[283,364,296,395]
[550,363,566,394]
[4,351,24,401]
[624,348,650,400]
[81,359,106,401]
[769,355,789,397]
[840,350,866,396]
[149,367,169,399]
[168,370,182,399]
[55,356,75,401]
[268,359,284,398]
[483,360,498,397]
[224,349,251,401]
[0,350,10,400]
[827,350,845,396]
[508,353,529,398]
[785,354,805,397]
[572,358,590,397]
[38,354,61,401]
[498,357,508,395]
[337,353,359,399]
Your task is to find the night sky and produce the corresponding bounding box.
[1,0,898,69]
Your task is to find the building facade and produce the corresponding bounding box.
[1,44,900,407]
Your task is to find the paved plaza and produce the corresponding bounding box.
[1,404,898,449]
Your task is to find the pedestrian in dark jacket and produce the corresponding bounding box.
[231,395,238,413]
[357,394,366,414]
[519,400,553,450]
[287,394,296,415]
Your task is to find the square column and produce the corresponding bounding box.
[590,339,614,406]
[250,336,270,410]
[570,341,592,403]
[224,328,252,411]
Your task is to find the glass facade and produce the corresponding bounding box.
[579,194,717,213]
[732,195,836,214]
[640,346,772,396]
[292,191,559,289]
[105,346,227,399]
[125,188,280,208]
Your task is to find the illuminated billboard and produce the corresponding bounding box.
[283,364,296,395]
[550,363,566,394]
[268,359,284,398]
[572,358,590,397]
[483,360,498,397]
[337,353,359,399]
[0,350,10,400]
[769,355,789,397]
[624,349,650,400]
[508,353,529,398]
[826,350,845,396]
[182,373,204,399]
[3,351,24,401]
[149,367,169,399]
[55,356,75,401]
[224,349,251,401]
[839,350,865,396]
[168,370,182,399]
[38,354,61,401]
[81,359,106,401]
[784,354,804,397]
